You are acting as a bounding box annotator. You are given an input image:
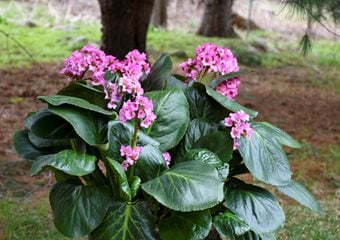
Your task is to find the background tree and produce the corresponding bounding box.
[98,0,154,59]
[197,0,237,38]
[150,0,168,28]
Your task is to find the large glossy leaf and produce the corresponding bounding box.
[251,122,301,149]
[145,89,189,151]
[174,119,217,163]
[159,210,212,240]
[25,108,74,139]
[31,149,97,176]
[135,145,167,182]
[225,180,285,234]
[142,53,172,92]
[209,70,250,88]
[105,157,131,201]
[49,105,108,146]
[107,121,159,160]
[142,161,224,212]
[50,182,111,238]
[38,95,114,115]
[13,130,47,160]
[186,149,223,168]
[205,86,258,119]
[184,119,218,149]
[57,81,107,108]
[238,123,292,186]
[185,83,228,122]
[213,210,250,238]
[166,75,187,90]
[90,201,157,240]
[277,180,324,214]
[28,131,70,148]
[193,131,233,163]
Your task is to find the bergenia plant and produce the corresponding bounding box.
[14,43,324,240]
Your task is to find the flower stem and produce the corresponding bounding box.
[198,67,208,83]
[131,116,140,148]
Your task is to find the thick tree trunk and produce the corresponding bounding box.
[198,0,237,38]
[98,0,154,59]
[150,0,168,28]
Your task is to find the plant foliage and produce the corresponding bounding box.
[14,44,323,239]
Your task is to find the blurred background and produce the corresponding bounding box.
[0,0,339,239]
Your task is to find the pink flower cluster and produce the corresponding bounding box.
[224,110,253,149]
[180,43,240,100]
[61,45,109,85]
[120,145,143,171]
[162,152,171,166]
[60,45,151,109]
[119,96,157,128]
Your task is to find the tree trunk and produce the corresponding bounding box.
[197,0,237,38]
[150,0,168,28]
[98,0,154,59]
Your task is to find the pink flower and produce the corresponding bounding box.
[180,43,240,100]
[120,145,143,171]
[118,96,157,128]
[162,152,171,166]
[61,46,151,110]
[224,110,253,150]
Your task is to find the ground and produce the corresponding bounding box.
[0,0,339,239]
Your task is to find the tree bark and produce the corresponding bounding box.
[150,0,168,28]
[197,0,237,38]
[98,0,154,59]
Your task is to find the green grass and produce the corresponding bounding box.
[278,196,339,240]
[0,198,86,240]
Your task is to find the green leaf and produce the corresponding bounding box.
[26,108,74,139]
[30,149,97,176]
[186,149,223,168]
[225,180,285,234]
[205,86,258,118]
[38,95,115,115]
[13,130,47,160]
[166,75,187,90]
[184,119,218,150]
[106,157,131,201]
[173,119,217,163]
[57,81,108,108]
[90,201,157,240]
[210,70,251,89]
[213,210,250,238]
[142,53,172,92]
[185,83,228,122]
[159,210,212,240]
[193,131,233,163]
[135,145,167,182]
[142,161,223,212]
[107,121,159,160]
[50,182,111,238]
[145,89,189,151]
[49,105,108,146]
[238,123,292,186]
[277,180,324,214]
[28,131,70,148]
[252,122,301,148]
[130,176,141,199]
